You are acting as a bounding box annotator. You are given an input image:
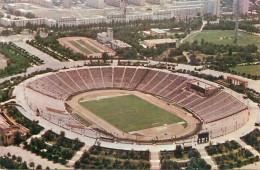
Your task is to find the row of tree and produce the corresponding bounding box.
[0,153,45,169]
[75,150,150,169]
[90,145,150,161]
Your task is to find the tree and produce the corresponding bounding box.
[29,162,35,170]
[229,48,232,56]
[14,132,23,145]
[102,52,109,63]
[174,145,183,158]
[201,38,205,45]
[36,164,42,169]
[12,155,16,160]
[21,161,28,169]
[74,161,80,169]
[25,12,35,19]
[17,156,22,165]
[60,131,65,138]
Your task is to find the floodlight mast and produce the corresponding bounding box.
[234,0,239,43]
[120,0,127,22]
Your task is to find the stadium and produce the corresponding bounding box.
[13,66,249,145]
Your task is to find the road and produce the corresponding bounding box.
[180,20,207,44]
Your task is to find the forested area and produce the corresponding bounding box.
[160,146,211,169]
[75,145,150,169]
[24,130,84,164]
[206,141,258,169]
[30,18,202,60]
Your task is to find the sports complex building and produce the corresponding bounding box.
[13,66,249,145]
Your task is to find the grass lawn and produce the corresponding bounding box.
[230,65,260,76]
[79,95,185,132]
[186,30,260,48]
[68,40,92,55]
[77,40,101,53]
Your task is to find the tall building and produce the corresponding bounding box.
[97,27,114,43]
[30,0,53,8]
[127,0,145,6]
[172,0,220,17]
[63,0,72,8]
[204,0,220,16]
[146,0,165,5]
[105,0,122,7]
[86,0,104,8]
[233,0,249,14]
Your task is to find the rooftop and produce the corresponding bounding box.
[0,115,11,130]
[150,28,166,34]
[110,40,132,48]
[190,80,216,89]
[144,38,177,45]
[227,76,248,83]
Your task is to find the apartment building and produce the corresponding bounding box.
[86,0,104,9]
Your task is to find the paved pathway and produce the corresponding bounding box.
[180,20,207,44]
[237,138,260,157]
[183,52,191,64]
[150,150,160,170]
[14,41,60,64]
[26,128,49,143]
[197,148,218,169]
[0,146,69,169]
[66,144,93,167]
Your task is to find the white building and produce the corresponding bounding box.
[57,16,76,27]
[204,0,220,16]
[30,0,53,8]
[150,28,167,38]
[0,17,45,27]
[105,0,122,7]
[86,0,104,9]
[172,0,220,17]
[171,1,203,6]
[6,3,31,10]
[44,18,57,27]
[126,13,152,22]
[110,40,132,50]
[146,0,165,5]
[97,27,113,43]
[63,0,72,8]
[233,0,249,14]
[128,0,145,6]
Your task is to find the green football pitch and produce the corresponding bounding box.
[79,95,185,133]
[186,30,260,48]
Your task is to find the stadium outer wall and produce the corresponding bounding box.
[12,66,250,145]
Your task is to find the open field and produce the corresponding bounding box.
[186,30,260,48]
[58,37,116,58]
[66,90,198,140]
[79,94,185,133]
[230,65,260,76]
